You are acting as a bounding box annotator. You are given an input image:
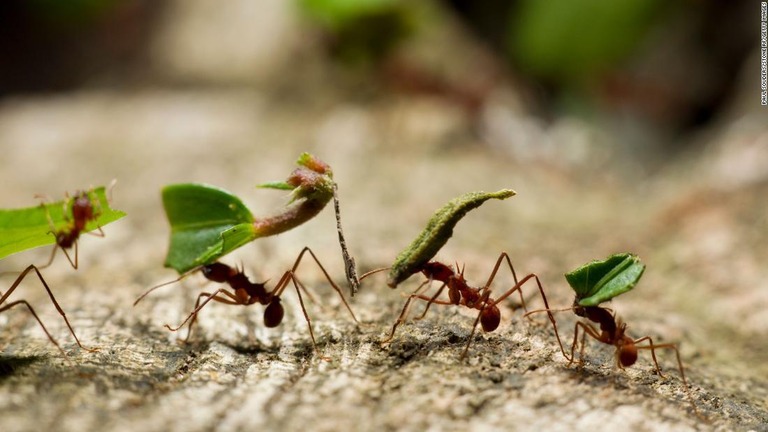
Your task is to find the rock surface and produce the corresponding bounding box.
[0,88,766,432]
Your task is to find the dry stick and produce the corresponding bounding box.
[332,183,360,297]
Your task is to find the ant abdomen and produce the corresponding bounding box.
[481,305,501,332]
[264,298,284,328]
[618,338,638,367]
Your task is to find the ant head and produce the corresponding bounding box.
[422,261,454,283]
[572,299,587,317]
[201,263,231,283]
[480,304,501,332]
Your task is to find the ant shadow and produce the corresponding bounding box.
[0,355,43,379]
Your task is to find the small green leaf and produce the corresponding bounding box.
[258,181,294,191]
[565,253,645,306]
[162,184,255,273]
[387,189,516,288]
[162,153,337,274]
[0,186,126,260]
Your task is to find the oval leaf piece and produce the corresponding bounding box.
[387,189,516,288]
[162,184,255,273]
[565,253,645,306]
[0,186,126,260]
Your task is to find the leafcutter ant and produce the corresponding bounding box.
[135,247,359,354]
[37,184,115,270]
[362,252,565,360]
[525,302,704,418]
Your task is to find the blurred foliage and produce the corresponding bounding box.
[25,0,120,27]
[298,0,416,64]
[507,0,665,88]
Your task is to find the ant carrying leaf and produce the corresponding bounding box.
[0,185,125,356]
[526,253,703,418]
[0,186,125,263]
[135,247,358,355]
[161,153,359,295]
[361,189,564,359]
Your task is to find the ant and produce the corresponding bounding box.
[525,303,701,417]
[1,264,95,357]
[362,252,565,360]
[134,247,359,354]
[38,186,110,270]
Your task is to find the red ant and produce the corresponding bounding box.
[134,247,359,354]
[363,252,565,360]
[38,188,108,270]
[1,265,95,357]
[526,303,702,418]
[565,305,687,378]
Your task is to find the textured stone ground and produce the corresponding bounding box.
[1,2,767,430]
[0,86,766,432]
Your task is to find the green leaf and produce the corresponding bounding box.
[0,186,126,260]
[565,253,645,306]
[387,189,516,288]
[162,184,255,273]
[162,154,338,274]
[258,181,295,191]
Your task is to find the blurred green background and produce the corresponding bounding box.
[0,0,759,149]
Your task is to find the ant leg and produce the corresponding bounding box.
[633,337,704,420]
[1,265,95,352]
[181,290,240,342]
[36,245,60,271]
[133,267,203,306]
[359,267,389,280]
[482,252,526,310]
[460,289,493,360]
[285,247,358,324]
[579,326,589,364]
[381,287,455,344]
[271,271,324,356]
[288,273,322,356]
[86,226,106,238]
[164,288,240,339]
[490,272,569,362]
[0,300,68,358]
[64,240,79,270]
[568,321,603,366]
[413,280,446,320]
[632,336,684,382]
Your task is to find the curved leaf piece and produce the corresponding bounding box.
[387,189,516,288]
[565,253,645,307]
[0,186,126,261]
[163,153,337,274]
[162,184,255,273]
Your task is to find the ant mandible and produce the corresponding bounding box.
[135,247,359,354]
[1,265,96,357]
[364,252,565,360]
